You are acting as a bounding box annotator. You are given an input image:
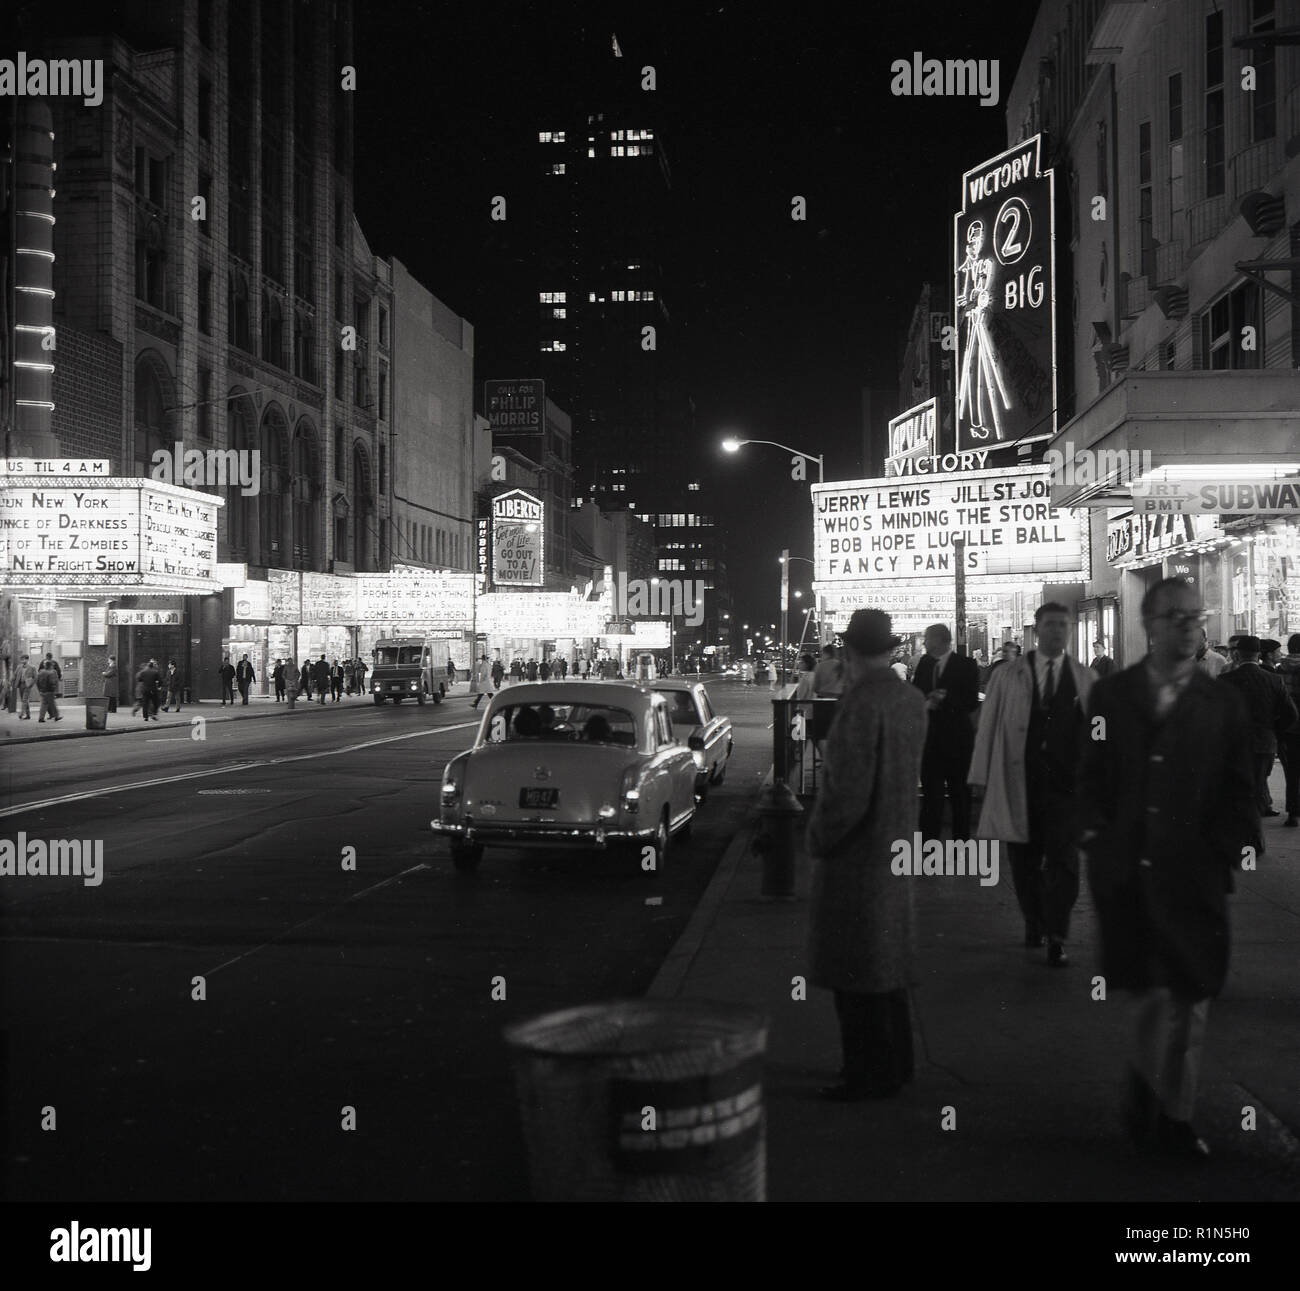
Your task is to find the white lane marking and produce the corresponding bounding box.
[145,737,191,743]
[0,722,481,819]
[202,863,430,978]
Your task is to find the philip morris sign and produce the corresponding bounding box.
[485,379,544,457]
[953,134,1056,456]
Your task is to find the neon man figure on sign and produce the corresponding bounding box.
[956,219,1012,441]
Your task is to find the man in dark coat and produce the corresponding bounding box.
[1088,637,1114,677]
[1079,577,1258,1159]
[218,656,236,705]
[162,660,184,711]
[1218,635,1296,818]
[300,658,313,700]
[313,655,329,704]
[808,609,927,1101]
[235,654,255,705]
[272,659,285,702]
[135,658,161,722]
[1278,633,1300,828]
[330,659,344,701]
[35,659,62,722]
[913,623,981,840]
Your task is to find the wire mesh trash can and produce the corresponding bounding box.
[85,697,110,730]
[504,999,768,1202]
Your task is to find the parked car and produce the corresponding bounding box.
[651,678,733,799]
[432,682,697,873]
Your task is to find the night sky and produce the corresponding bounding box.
[353,0,1044,628]
[21,0,1045,630]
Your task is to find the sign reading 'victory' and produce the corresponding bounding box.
[953,135,1056,455]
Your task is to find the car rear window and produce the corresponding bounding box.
[657,689,698,727]
[485,703,638,746]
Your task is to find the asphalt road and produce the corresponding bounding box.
[1,678,776,1201]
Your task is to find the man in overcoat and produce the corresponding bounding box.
[1078,577,1257,1159]
[807,608,927,1101]
[913,622,981,840]
[968,602,1096,965]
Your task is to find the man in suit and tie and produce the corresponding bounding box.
[969,603,1096,965]
[1219,635,1297,819]
[913,623,981,841]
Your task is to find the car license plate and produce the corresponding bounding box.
[519,788,559,809]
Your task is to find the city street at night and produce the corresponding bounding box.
[3,0,1300,1257]
[2,680,773,1201]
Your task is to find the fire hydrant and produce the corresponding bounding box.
[752,780,803,899]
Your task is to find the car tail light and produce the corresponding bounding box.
[442,759,466,807]
[620,765,640,813]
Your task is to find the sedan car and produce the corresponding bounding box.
[432,682,698,873]
[651,679,733,799]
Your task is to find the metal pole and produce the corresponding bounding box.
[954,535,968,653]
[780,549,789,684]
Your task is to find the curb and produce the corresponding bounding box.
[0,692,469,746]
[645,768,773,1001]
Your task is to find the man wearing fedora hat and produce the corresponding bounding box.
[807,608,927,1101]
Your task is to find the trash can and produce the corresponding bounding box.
[504,999,768,1202]
[85,697,110,731]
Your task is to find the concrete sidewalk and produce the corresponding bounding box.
[649,769,1300,1203]
[0,680,482,745]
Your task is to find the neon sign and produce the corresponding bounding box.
[953,135,1056,455]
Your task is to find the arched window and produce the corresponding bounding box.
[291,419,320,569]
[259,405,289,566]
[133,352,175,476]
[352,442,372,571]
[262,290,285,367]
[228,269,251,350]
[226,392,256,556]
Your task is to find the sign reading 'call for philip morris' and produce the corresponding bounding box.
[485,379,544,456]
[492,489,544,587]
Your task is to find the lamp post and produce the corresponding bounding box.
[721,437,824,484]
[779,554,816,682]
[724,439,827,651]
[651,577,675,674]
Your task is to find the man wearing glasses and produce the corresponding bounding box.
[1078,577,1258,1160]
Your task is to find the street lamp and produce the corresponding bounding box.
[650,577,675,674]
[721,437,825,484]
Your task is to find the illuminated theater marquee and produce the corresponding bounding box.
[492,489,544,587]
[0,479,220,591]
[812,466,1086,584]
[953,134,1056,455]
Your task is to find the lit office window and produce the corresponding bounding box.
[550,163,566,175]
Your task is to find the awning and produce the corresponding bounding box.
[1047,371,1300,509]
